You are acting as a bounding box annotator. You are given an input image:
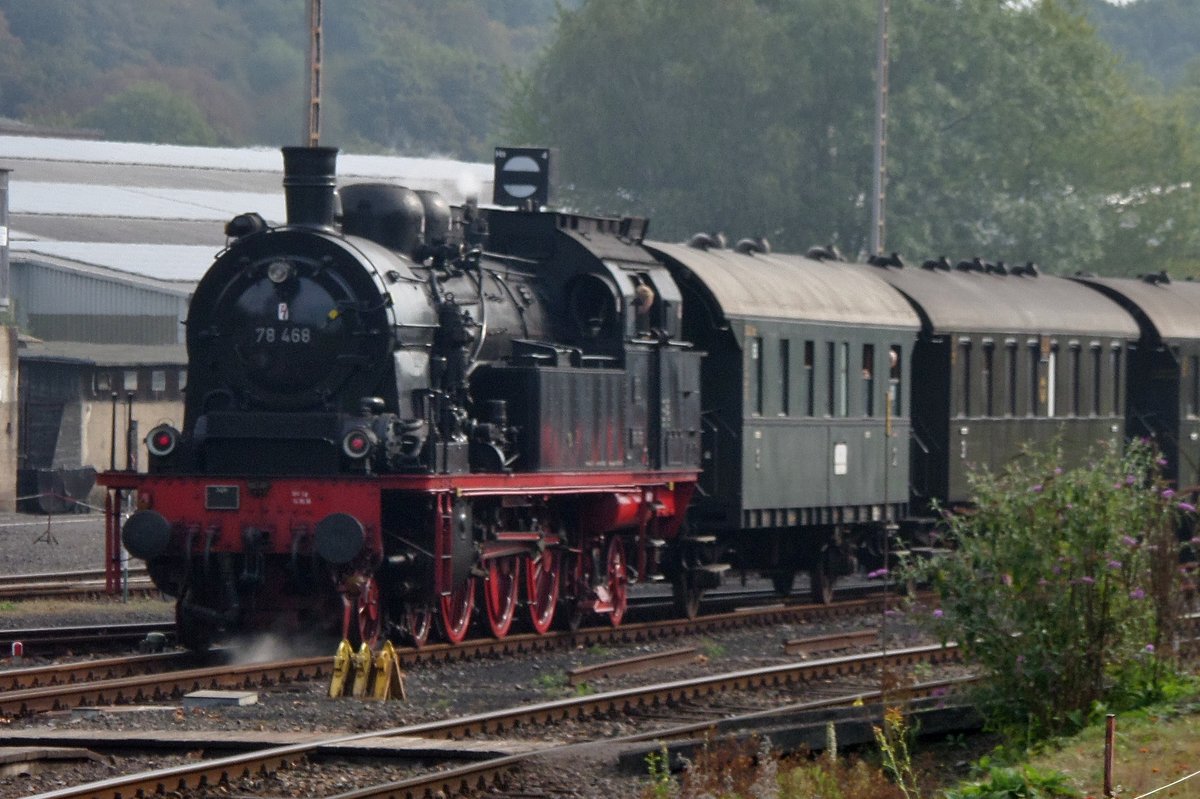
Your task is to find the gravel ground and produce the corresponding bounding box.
[0,509,944,798]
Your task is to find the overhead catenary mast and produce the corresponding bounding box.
[870,0,890,255]
[305,0,323,146]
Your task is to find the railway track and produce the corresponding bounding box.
[0,592,907,712]
[14,642,964,799]
[0,621,174,658]
[0,567,153,600]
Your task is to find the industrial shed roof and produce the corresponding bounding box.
[1072,275,1200,343]
[860,264,1139,338]
[645,241,921,329]
[0,135,492,286]
[19,338,186,366]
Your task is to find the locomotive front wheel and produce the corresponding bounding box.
[606,536,629,626]
[483,556,520,638]
[525,549,560,634]
[356,576,385,650]
[440,578,476,643]
[401,603,434,648]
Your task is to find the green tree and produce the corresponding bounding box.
[78,82,219,145]
[507,0,1175,272]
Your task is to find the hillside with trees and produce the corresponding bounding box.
[0,0,565,158]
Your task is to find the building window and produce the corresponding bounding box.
[151,370,166,393]
[1112,347,1122,416]
[179,369,188,393]
[94,371,111,394]
[124,370,139,392]
[1092,346,1102,416]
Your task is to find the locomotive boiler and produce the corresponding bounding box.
[103,146,703,650]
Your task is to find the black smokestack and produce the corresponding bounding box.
[0,169,9,310]
[281,146,339,228]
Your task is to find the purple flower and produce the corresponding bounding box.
[1179,502,1197,513]
[1001,573,1013,586]
[1162,488,1176,499]
[1129,588,1146,600]
[1145,644,1155,654]
[1122,535,1138,547]
[1054,467,1063,475]
[867,568,889,579]
[1126,475,1137,485]
[1038,578,1049,587]
[1157,457,1168,467]
[1079,575,1095,585]
[1030,484,1044,494]
[932,608,943,618]
[1016,654,1026,665]
[1108,560,1122,569]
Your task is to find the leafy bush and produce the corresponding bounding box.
[908,439,1193,738]
[943,765,1080,799]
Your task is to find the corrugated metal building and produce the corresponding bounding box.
[0,134,492,510]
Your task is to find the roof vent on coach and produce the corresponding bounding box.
[340,183,426,255]
[687,232,726,250]
[734,237,771,255]
[1141,270,1171,285]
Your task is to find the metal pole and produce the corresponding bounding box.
[870,0,891,255]
[305,0,323,146]
[1104,714,1115,798]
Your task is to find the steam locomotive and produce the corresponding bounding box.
[101,145,1200,651]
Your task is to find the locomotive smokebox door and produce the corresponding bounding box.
[493,147,553,209]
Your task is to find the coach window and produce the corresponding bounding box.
[838,342,849,417]
[1191,355,1200,418]
[1111,345,1122,416]
[1005,341,1018,417]
[826,342,836,416]
[862,344,875,417]
[889,345,902,416]
[804,341,815,416]
[959,340,972,417]
[750,337,764,416]
[1091,345,1102,416]
[1069,343,1081,417]
[779,339,791,416]
[1028,342,1041,416]
[982,341,995,417]
[1047,344,1058,418]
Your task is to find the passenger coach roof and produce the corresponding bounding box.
[1072,276,1200,343]
[860,265,1138,338]
[645,242,920,329]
